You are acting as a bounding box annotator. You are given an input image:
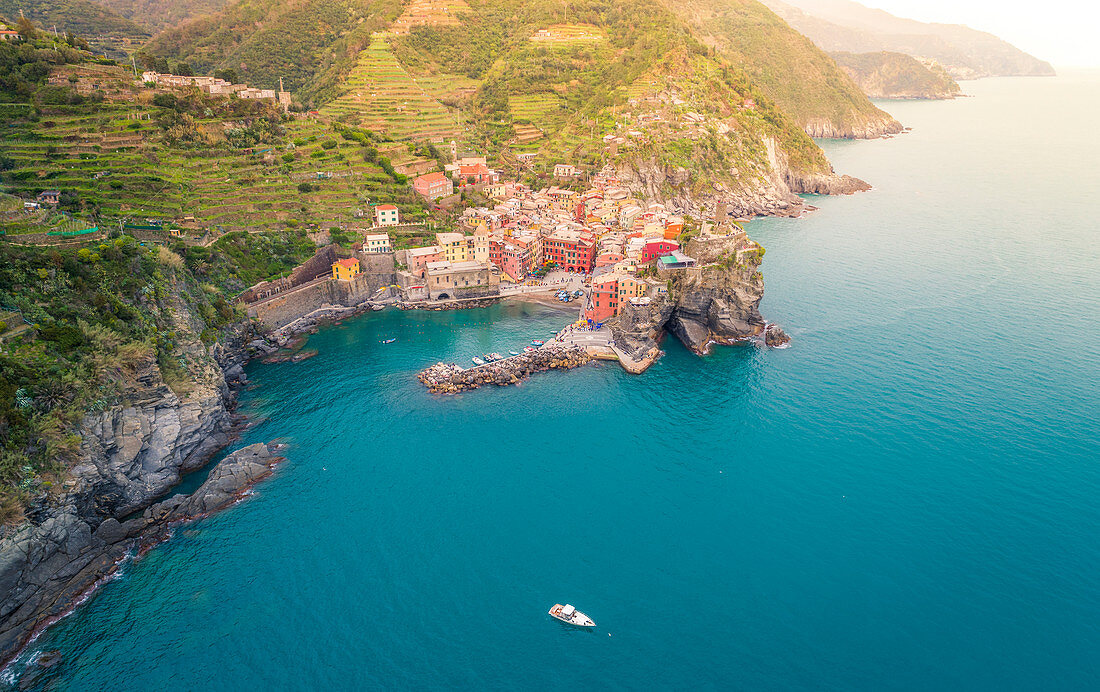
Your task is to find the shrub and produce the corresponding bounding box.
[297,182,313,193]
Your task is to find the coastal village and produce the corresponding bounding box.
[234,150,770,391]
[307,156,752,325]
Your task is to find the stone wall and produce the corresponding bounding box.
[238,245,338,304]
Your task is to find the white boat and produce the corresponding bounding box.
[471,357,486,366]
[548,603,595,628]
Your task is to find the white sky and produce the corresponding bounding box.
[857,0,1098,67]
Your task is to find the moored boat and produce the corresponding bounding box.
[509,350,520,356]
[531,340,545,346]
[548,604,595,628]
[488,352,504,361]
[471,357,486,366]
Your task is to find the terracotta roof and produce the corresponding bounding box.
[376,204,398,211]
[415,171,448,184]
[335,258,359,269]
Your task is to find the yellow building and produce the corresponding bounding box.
[332,258,361,281]
[435,232,468,263]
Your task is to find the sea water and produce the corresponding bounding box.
[6,72,1099,690]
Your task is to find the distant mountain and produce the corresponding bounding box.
[0,0,147,37]
[831,51,960,99]
[760,0,1054,79]
[91,0,230,33]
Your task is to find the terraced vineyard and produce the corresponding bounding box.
[0,72,439,237]
[320,35,462,143]
[391,0,471,35]
[508,94,571,147]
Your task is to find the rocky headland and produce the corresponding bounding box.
[611,230,781,372]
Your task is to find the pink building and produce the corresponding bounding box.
[413,172,453,200]
[406,245,444,278]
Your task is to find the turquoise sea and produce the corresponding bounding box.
[6,73,1100,690]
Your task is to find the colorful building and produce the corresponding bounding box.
[332,258,361,281]
[375,204,400,226]
[435,232,468,263]
[542,229,596,273]
[413,172,454,200]
[407,245,444,277]
[363,233,391,254]
[640,239,680,264]
[585,274,620,323]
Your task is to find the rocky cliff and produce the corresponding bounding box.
[0,275,280,668]
[615,137,870,222]
[611,231,774,371]
[0,442,282,671]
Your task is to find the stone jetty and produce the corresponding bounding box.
[418,346,591,393]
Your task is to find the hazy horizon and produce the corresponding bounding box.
[849,0,1097,68]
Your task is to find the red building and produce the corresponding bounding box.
[542,230,596,273]
[584,275,620,323]
[640,239,680,263]
[457,164,498,185]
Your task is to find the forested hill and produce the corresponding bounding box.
[142,0,404,94]
[831,51,960,100]
[0,0,147,38]
[92,0,231,33]
[660,0,901,138]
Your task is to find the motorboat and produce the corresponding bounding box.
[548,604,595,628]
[509,350,520,356]
[523,346,536,352]
[488,353,504,361]
[471,357,486,366]
[380,338,396,344]
[531,340,545,346]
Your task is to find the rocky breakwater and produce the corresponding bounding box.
[611,231,788,370]
[0,443,283,670]
[418,347,591,394]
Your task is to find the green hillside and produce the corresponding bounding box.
[831,51,960,99]
[321,34,462,142]
[92,0,230,33]
[0,0,148,38]
[657,0,901,138]
[141,0,403,95]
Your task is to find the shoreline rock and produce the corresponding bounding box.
[0,443,283,672]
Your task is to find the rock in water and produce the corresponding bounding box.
[765,325,791,348]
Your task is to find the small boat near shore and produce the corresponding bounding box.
[509,350,520,356]
[471,357,486,366]
[531,340,545,346]
[488,352,504,361]
[548,604,595,628]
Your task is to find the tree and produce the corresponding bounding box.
[175,62,194,77]
[214,68,237,83]
[15,16,37,40]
